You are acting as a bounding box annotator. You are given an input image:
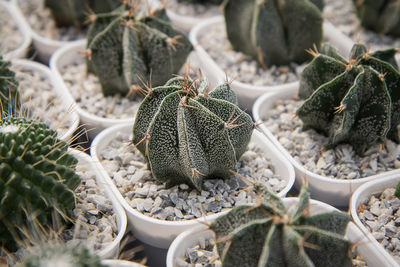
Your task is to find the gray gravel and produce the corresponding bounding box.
[99,131,287,221]
[263,98,400,179]
[358,187,400,264]
[0,3,24,55]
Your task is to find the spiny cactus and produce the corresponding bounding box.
[86,4,193,98]
[44,0,120,28]
[0,117,81,252]
[132,76,254,190]
[396,181,400,199]
[297,43,400,155]
[0,56,20,115]
[223,0,323,66]
[353,0,400,37]
[210,184,351,267]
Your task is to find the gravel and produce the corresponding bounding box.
[262,98,400,179]
[99,131,288,221]
[0,3,24,55]
[358,187,400,264]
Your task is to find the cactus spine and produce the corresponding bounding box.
[0,56,20,115]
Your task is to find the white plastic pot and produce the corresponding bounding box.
[90,123,295,249]
[252,87,400,207]
[189,16,354,111]
[103,259,146,267]
[167,197,389,267]
[166,9,220,33]
[1,1,31,60]
[12,59,79,141]
[350,174,400,267]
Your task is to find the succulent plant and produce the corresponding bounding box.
[223,0,323,66]
[0,56,20,115]
[396,181,400,199]
[353,0,400,37]
[210,184,352,267]
[0,117,81,252]
[297,43,400,155]
[86,4,193,98]
[44,0,120,28]
[132,77,254,190]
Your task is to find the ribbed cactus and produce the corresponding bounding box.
[132,77,254,190]
[210,184,351,267]
[396,181,400,199]
[0,56,20,115]
[44,0,120,28]
[297,43,400,155]
[223,0,323,66]
[0,117,81,251]
[86,4,193,98]
[353,0,400,37]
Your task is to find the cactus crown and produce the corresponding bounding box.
[353,0,400,37]
[86,3,193,98]
[132,76,254,190]
[0,117,81,252]
[0,56,20,116]
[297,43,400,155]
[223,0,323,66]
[210,184,351,267]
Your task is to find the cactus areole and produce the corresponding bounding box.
[132,77,254,191]
[297,43,400,155]
[223,0,323,66]
[210,184,352,267]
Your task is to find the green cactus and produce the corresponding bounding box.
[44,0,120,28]
[86,4,193,98]
[132,77,254,190]
[0,56,20,115]
[0,117,81,252]
[223,0,323,66]
[297,43,400,155]
[353,0,400,37]
[210,184,351,267]
[396,181,400,199]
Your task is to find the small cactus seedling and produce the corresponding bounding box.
[210,184,352,267]
[132,76,254,190]
[353,0,400,37]
[396,181,400,199]
[44,0,120,28]
[0,56,20,115]
[297,43,400,155]
[0,117,81,252]
[223,0,323,66]
[86,4,193,98]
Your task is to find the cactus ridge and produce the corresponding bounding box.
[297,43,400,154]
[0,56,20,116]
[132,77,254,190]
[0,117,81,251]
[210,184,351,267]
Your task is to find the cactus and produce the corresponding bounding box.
[210,184,351,267]
[223,0,323,66]
[353,0,400,37]
[86,4,193,98]
[132,77,254,190]
[44,0,121,28]
[0,56,20,115]
[0,117,81,252]
[396,181,400,199]
[296,43,400,155]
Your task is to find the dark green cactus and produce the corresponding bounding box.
[210,184,351,267]
[0,56,20,116]
[44,0,120,28]
[132,77,254,190]
[223,0,323,66]
[396,181,400,199]
[0,117,81,252]
[86,4,193,98]
[297,43,400,155]
[353,0,400,37]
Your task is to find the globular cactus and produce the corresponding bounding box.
[0,56,20,115]
[297,43,400,155]
[223,0,323,66]
[210,184,351,267]
[353,0,400,37]
[86,4,193,98]
[132,77,254,190]
[0,117,81,252]
[44,0,120,28]
[396,181,400,199]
